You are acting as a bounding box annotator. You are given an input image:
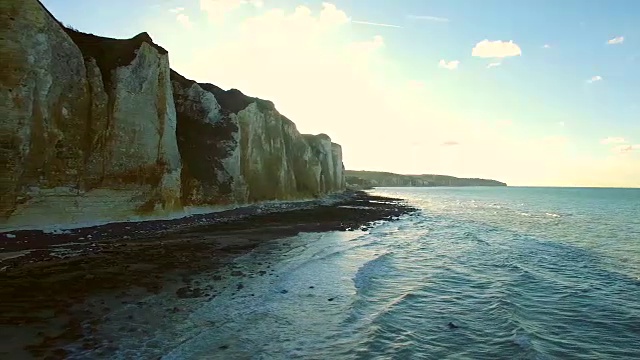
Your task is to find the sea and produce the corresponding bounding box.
[77,187,640,359]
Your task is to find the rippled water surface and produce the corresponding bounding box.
[106,187,640,359]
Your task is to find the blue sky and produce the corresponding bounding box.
[41,0,640,187]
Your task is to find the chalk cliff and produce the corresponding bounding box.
[0,0,345,230]
[171,72,345,206]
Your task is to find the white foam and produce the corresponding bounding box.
[157,230,373,359]
[338,205,375,210]
[0,250,30,261]
[353,253,392,290]
[42,229,71,235]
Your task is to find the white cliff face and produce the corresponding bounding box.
[101,42,182,212]
[171,75,244,206]
[172,77,345,206]
[331,143,346,191]
[235,105,346,200]
[1,0,345,231]
[108,43,180,178]
[1,0,90,222]
[0,0,181,230]
[236,103,298,201]
[304,134,345,194]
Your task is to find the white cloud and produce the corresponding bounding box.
[169,6,192,28]
[607,36,624,45]
[176,14,193,29]
[600,137,627,144]
[346,35,385,58]
[351,20,401,28]
[472,39,522,58]
[542,44,551,49]
[200,0,264,23]
[319,3,349,25]
[438,59,459,70]
[587,75,603,83]
[471,39,522,58]
[487,62,501,68]
[180,2,386,127]
[407,15,449,22]
[614,144,640,153]
[558,121,565,127]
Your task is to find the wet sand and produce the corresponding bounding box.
[0,191,416,359]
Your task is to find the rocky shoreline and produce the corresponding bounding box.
[0,191,417,359]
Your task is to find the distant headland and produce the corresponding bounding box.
[346,170,507,189]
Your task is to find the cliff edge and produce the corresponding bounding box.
[0,0,345,231]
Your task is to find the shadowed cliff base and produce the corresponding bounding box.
[0,191,417,359]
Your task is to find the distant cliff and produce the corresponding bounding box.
[0,0,345,230]
[346,171,507,188]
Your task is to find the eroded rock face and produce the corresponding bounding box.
[0,0,181,229]
[1,0,89,221]
[0,0,345,230]
[172,74,345,206]
[304,134,346,194]
[331,142,346,190]
[171,72,244,206]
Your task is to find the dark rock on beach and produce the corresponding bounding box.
[0,191,416,358]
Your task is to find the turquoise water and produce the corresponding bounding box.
[353,187,640,359]
[89,187,640,359]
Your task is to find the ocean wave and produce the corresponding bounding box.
[353,252,394,291]
[77,187,640,359]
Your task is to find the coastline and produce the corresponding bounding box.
[0,191,417,358]
[0,192,354,252]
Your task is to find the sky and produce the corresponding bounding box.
[41,0,640,187]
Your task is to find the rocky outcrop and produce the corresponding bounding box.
[0,0,345,230]
[304,134,345,194]
[171,72,344,206]
[170,71,243,206]
[0,0,181,230]
[345,170,507,187]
